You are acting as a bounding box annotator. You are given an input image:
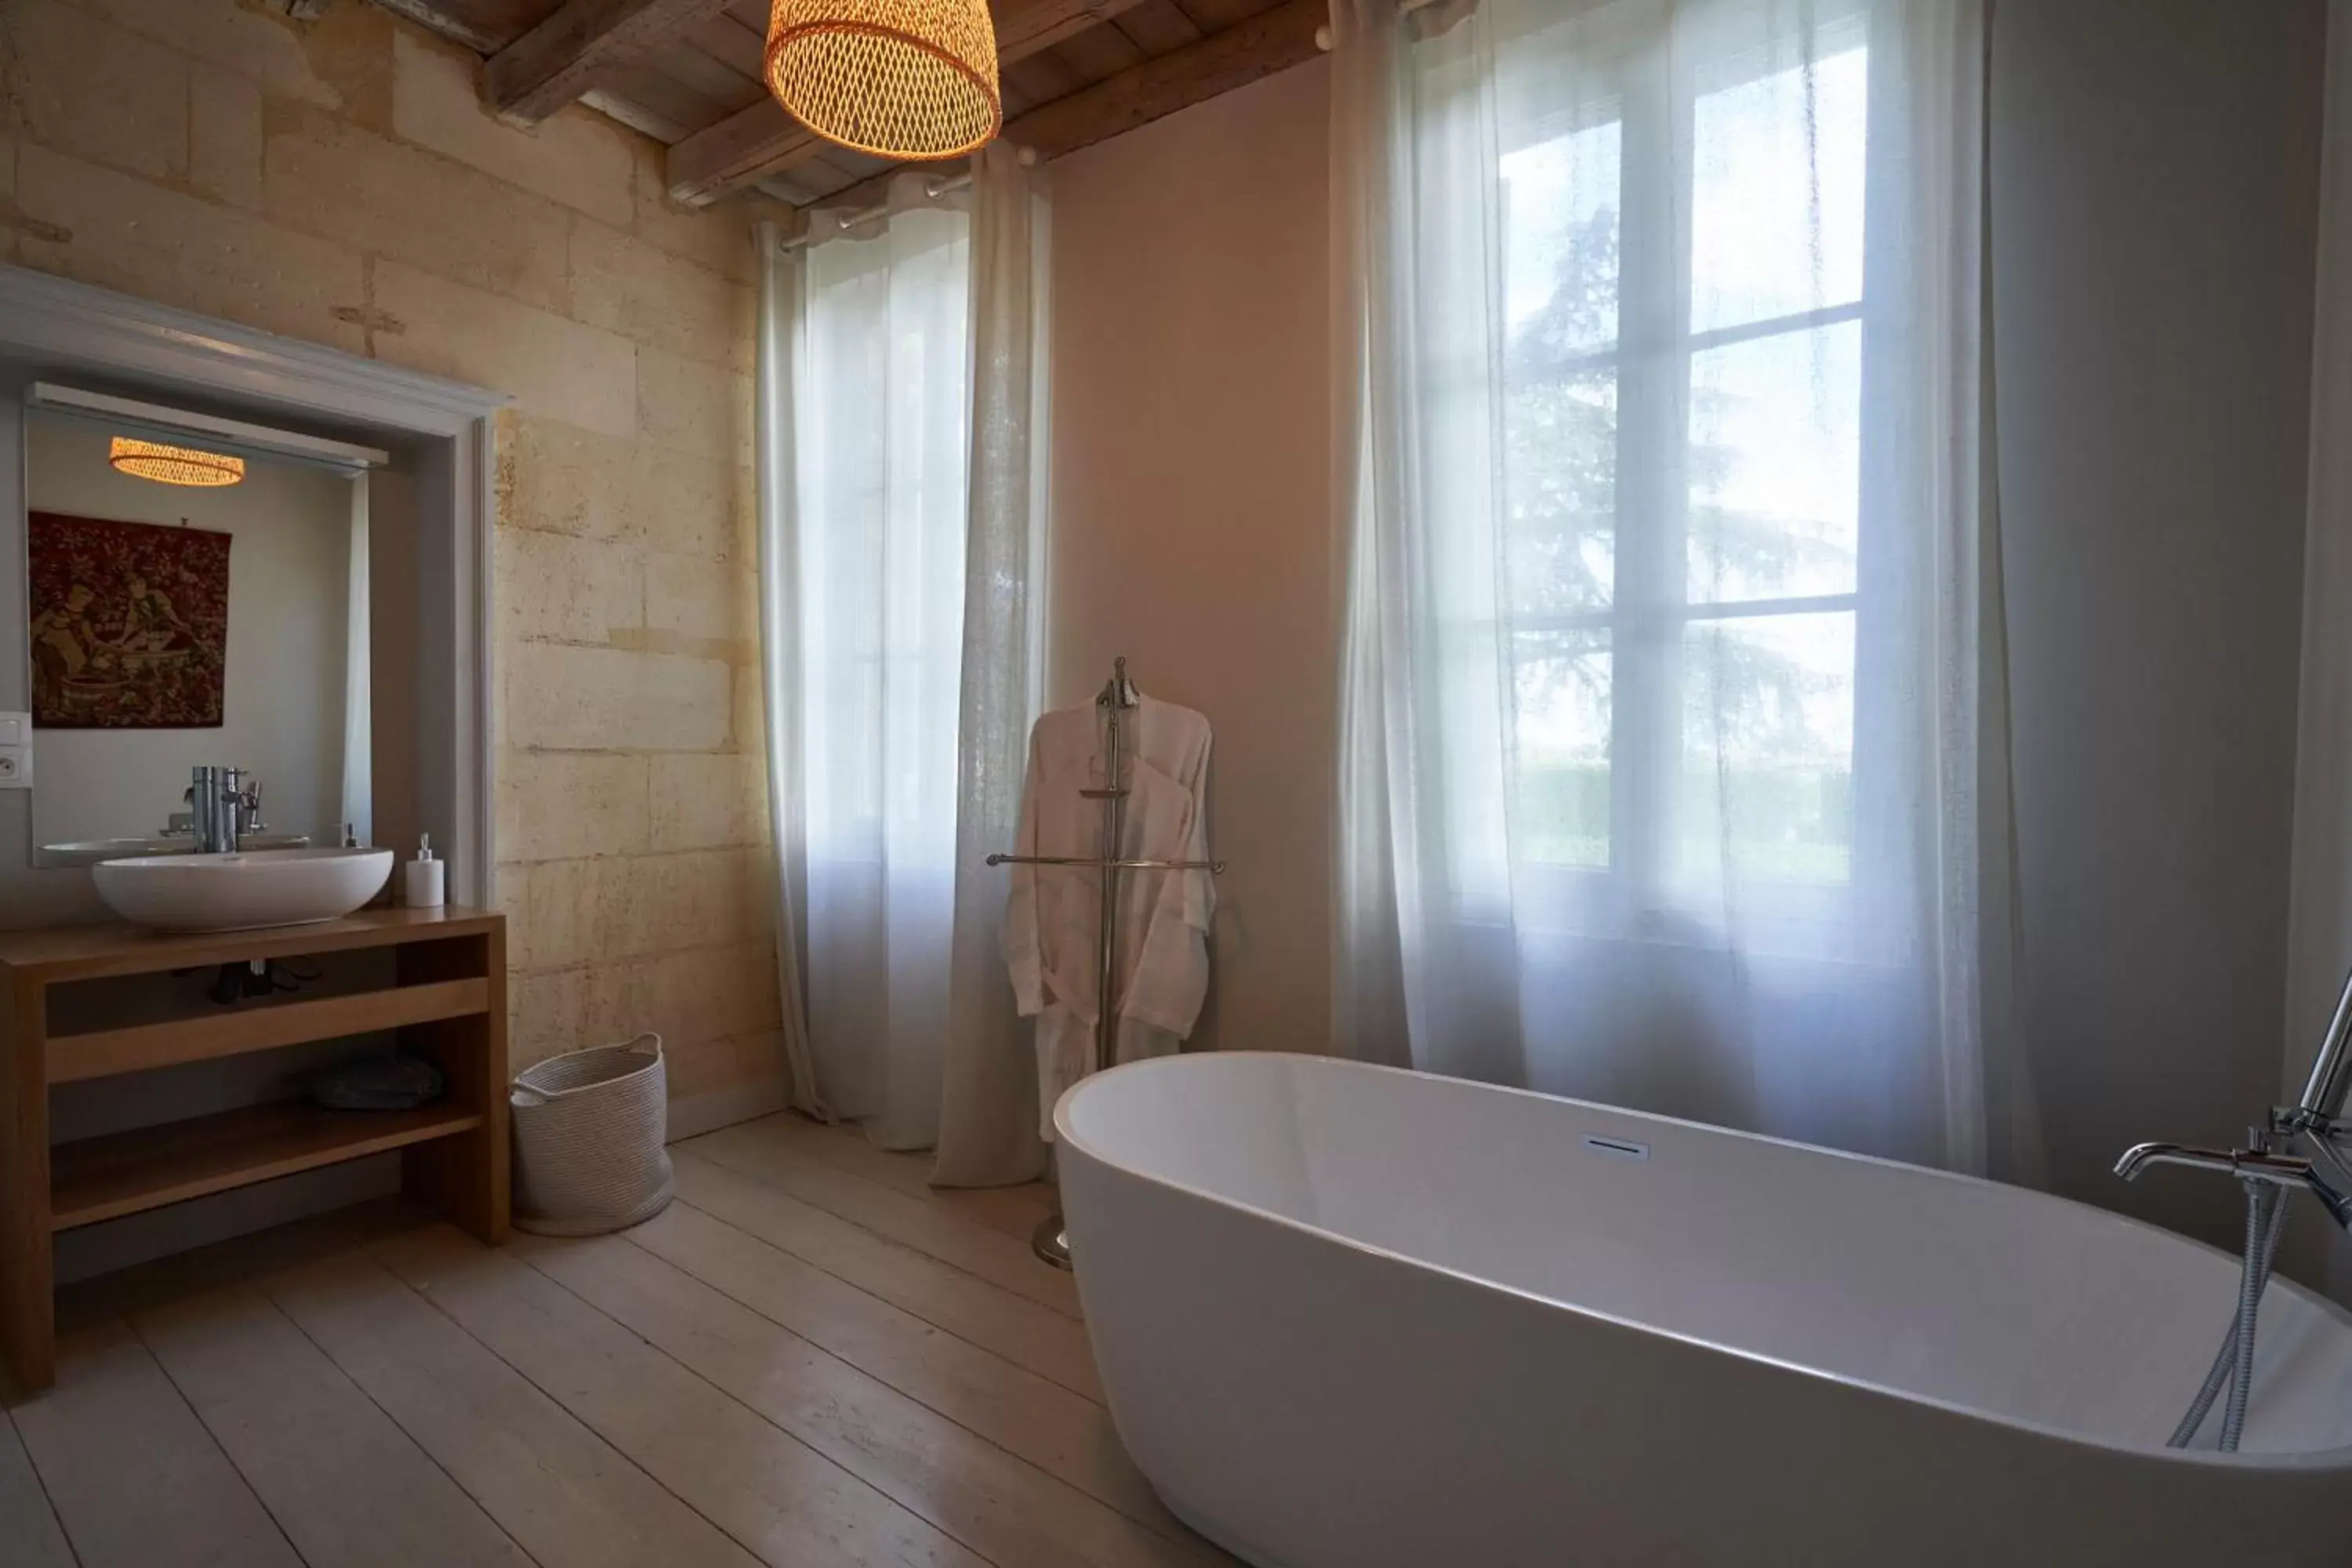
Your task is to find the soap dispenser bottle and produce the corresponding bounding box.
[405,833,445,909]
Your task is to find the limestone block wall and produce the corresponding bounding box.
[0,0,786,1127]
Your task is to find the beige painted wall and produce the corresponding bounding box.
[1048,59,1335,1056]
[0,0,782,1122]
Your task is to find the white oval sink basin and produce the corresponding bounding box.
[38,833,312,869]
[42,838,162,862]
[91,847,395,933]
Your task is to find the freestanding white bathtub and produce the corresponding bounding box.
[1055,1053,2352,1567]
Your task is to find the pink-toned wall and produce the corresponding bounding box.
[1047,58,1336,1056]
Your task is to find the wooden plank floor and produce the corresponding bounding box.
[0,1112,1236,1568]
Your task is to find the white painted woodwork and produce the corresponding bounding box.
[0,263,503,922]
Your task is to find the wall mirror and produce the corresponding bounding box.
[19,385,397,869]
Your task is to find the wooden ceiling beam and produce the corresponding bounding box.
[798,0,1322,212]
[664,0,1149,205]
[668,103,822,207]
[485,0,742,125]
[993,0,1152,60]
[1008,0,1321,161]
[368,0,539,53]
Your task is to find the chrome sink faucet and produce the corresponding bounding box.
[236,777,267,837]
[183,765,260,855]
[2115,961,2352,1230]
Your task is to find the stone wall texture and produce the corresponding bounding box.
[0,0,786,1120]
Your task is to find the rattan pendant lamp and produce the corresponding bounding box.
[764,0,1002,161]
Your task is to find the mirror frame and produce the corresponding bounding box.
[0,264,504,924]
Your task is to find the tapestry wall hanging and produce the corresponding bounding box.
[27,511,231,728]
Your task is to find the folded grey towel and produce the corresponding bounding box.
[308,1053,445,1112]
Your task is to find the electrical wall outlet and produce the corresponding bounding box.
[0,710,31,789]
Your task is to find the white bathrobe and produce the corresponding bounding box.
[1002,695,1214,1137]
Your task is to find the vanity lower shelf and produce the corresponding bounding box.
[49,1100,485,1230]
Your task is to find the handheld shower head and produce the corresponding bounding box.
[2287,960,2352,1136]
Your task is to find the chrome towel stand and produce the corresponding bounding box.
[988,655,1222,1269]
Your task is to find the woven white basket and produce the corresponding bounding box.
[510,1033,675,1236]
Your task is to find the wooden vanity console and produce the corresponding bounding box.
[0,906,508,1390]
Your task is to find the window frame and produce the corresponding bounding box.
[1490,3,1884,951]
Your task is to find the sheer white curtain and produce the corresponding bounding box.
[755,219,824,1121]
[788,177,974,1149]
[757,157,1051,1157]
[1333,0,2037,1174]
[935,143,1056,1185]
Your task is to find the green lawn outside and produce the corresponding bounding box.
[1515,763,1853,882]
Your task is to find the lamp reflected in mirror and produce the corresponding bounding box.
[108,437,245,488]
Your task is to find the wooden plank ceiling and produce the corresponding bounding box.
[368,0,1325,211]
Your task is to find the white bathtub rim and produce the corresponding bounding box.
[1054,1051,2352,1471]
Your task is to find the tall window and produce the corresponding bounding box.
[1338,0,1992,1161]
[761,151,1053,1160]
[791,202,974,1131]
[1477,3,1877,947]
[798,208,971,881]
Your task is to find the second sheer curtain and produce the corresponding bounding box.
[1333,0,2038,1176]
[763,147,1050,1159]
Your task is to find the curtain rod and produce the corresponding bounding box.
[774,0,1458,257]
[1315,0,1465,50]
[775,143,1036,254]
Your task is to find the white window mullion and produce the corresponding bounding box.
[1608,26,1687,924]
